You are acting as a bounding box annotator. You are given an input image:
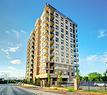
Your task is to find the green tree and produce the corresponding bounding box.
[57,71,62,86]
[47,73,51,87]
[35,77,40,86]
[82,76,89,81]
[88,72,102,82]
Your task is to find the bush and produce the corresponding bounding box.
[66,87,75,92]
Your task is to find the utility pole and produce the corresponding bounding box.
[105,62,107,91]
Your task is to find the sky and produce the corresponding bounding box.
[0,0,107,78]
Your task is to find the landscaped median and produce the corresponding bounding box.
[77,90,107,95]
[21,83,36,88]
[41,86,75,94]
[20,84,107,95]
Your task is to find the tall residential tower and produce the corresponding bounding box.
[26,4,79,86]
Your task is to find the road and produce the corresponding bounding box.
[0,84,37,95]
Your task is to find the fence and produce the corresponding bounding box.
[79,81,107,91]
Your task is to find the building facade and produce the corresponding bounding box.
[26,4,79,86]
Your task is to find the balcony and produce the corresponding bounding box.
[50,55,54,60]
[45,13,49,18]
[50,9,54,14]
[50,14,54,19]
[43,46,48,50]
[44,26,49,31]
[50,66,54,70]
[43,53,48,57]
[50,46,54,51]
[50,34,54,38]
[45,19,49,24]
[50,21,54,26]
[50,27,54,32]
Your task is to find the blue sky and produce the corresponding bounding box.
[0,0,107,78]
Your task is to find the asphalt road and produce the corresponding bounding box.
[0,84,37,95]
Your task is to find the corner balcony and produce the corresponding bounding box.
[50,46,54,52]
[50,9,54,14]
[45,19,49,24]
[43,53,48,57]
[45,13,49,18]
[50,13,54,19]
[50,27,54,32]
[43,46,48,50]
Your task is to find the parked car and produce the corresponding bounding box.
[94,82,107,86]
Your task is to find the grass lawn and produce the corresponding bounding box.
[49,86,75,92]
[65,87,75,92]
[84,90,107,94]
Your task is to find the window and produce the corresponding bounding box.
[56,44,59,48]
[70,23,73,27]
[66,43,68,46]
[55,13,59,18]
[66,25,68,30]
[56,57,59,62]
[61,52,64,56]
[55,19,59,24]
[70,33,72,37]
[61,45,64,50]
[61,28,64,33]
[70,44,73,47]
[46,17,49,21]
[70,28,72,32]
[61,17,64,21]
[56,37,59,42]
[66,59,69,63]
[61,23,64,27]
[56,31,59,36]
[65,20,68,24]
[66,31,68,35]
[56,25,59,30]
[61,39,64,44]
[61,34,64,38]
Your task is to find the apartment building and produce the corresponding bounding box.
[26,4,79,86]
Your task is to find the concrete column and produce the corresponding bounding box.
[74,78,78,90]
[43,79,45,87]
[40,80,43,87]
[50,78,53,86]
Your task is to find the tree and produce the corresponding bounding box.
[82,76,89,81]
[35,77,40,86]
[57,71,62,87]
[88,72,102,82]
[47,73,51,87]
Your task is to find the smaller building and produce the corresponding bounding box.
[0,78,5,84]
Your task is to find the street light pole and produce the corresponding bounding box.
[105,62,107,91]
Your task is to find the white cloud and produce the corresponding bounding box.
[9,46,19,52]
[1,48,12,59]
[10,59,22,64]
[0,44,22,59]
[82,52,107,64]
[98,29,107,38]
